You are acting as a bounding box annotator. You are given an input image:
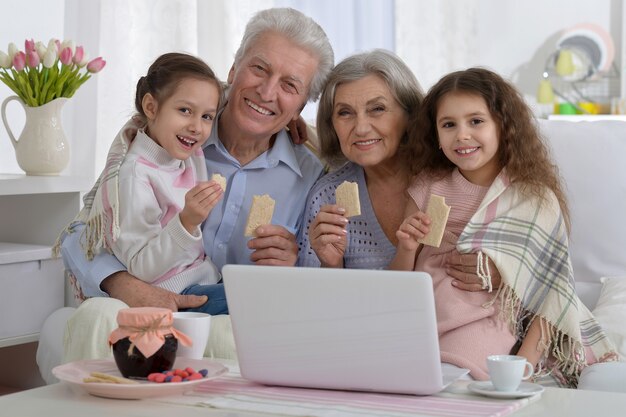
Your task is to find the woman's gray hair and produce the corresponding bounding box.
[316,49,424,167]
[234,7,334,102]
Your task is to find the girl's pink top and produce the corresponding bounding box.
[108,307,192,358]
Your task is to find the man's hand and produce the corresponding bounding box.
[102,271,208,311]
[248,224,298,266]
[444,251,502,291]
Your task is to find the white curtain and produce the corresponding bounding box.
[69,0,395,177]
[201,0,396,120]
[93,0,199,175]
[275,0,395,120]
[395,0,479,90]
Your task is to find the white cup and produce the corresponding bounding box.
[486,354,534,392]
[172,312,211,359]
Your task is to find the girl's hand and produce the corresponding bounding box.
[180,181,223,233]
[308,204,348,268]
[396,211,431,252]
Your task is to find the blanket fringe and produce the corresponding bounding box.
[497,284,587,387]
[51,225,72,258]
[81,213,117,260]
[476,251,493,293]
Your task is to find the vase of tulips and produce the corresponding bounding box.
[0,39,105,175]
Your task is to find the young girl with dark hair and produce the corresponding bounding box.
[77,52,228,314]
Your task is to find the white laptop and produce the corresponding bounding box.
[222,265,469,395]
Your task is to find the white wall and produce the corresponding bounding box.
[396,0,618,95]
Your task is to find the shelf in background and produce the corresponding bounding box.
[548,115,626,121]
[0,174,92,196]
[0,242,53,265]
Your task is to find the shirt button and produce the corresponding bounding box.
[230,204,237,211]
[218,243,225,250]
[268,158,276,165]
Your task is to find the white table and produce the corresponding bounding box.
[2,367,626,417]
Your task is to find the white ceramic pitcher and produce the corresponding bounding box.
[1,96,70,175]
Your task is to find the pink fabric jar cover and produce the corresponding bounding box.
[109,307,192,358]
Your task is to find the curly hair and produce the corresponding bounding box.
[405,67,570,230]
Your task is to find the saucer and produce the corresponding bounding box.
[467,381,545,399]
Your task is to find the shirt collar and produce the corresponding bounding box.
[203,110,303,177]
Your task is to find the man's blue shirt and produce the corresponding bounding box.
[61,117,323,297]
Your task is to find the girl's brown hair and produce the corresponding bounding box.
[134,52,224,124]
[406,67,570,230]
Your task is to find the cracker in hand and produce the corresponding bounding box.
[244,194,275,237]
[211,173,226,191]
[417,194,450,248]
[335,181,361,217]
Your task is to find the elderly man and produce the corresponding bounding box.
[61,7,334,312]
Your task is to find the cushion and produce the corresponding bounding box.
[36,307,77,384]
[539,120,626,284]
[592,276,626,359]
[205,315,237,360]
[579,362,626,392]
[63,297,127,364]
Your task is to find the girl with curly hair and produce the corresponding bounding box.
[391,67,617,387]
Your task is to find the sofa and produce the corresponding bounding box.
[36,118,626,390]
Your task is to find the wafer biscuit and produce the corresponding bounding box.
[417,194,450,248]
[211,173,226,191]
[244,194,275,237]
[83,371,139,384]
[335,181,361,217]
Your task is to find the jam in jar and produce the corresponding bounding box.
[108,307,192,378]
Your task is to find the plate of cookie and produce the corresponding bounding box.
[52,357,228,399]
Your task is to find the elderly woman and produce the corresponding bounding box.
[298,50,500,290]
[298,49,421,269]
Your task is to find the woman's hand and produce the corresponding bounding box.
[308,204,348,268]
[396,211,431,252]
[286,116,309,145]
[248,225,299,266]
[180,181,223,233]
[444,251,502,291]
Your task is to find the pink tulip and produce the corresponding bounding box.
[78,52,89,67]
[59,47,72,66]
[73,46,84,65]
[13,51,26,71]
[24,38,35,52]
[54,39,61,53]
[26,50,40,68]
[86,57,106,73]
